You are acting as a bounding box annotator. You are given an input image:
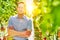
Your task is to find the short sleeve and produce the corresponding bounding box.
[8,16,13,27]
[27,19,32,31]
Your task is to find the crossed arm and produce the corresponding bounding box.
[8,26,31,38]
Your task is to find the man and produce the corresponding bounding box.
[8,2,32,40]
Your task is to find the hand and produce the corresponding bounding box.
[8,29,15,36]
[21,31,29,38]
[25,30,31,36]
[22,30,31,37]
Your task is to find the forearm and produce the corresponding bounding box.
[8,29,28,38]
[12,30,28,38]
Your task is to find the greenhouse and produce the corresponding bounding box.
[0,0,60,40]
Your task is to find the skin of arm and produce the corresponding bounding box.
[8,26,31,38]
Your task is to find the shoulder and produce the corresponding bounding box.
[24,16,32,22]
[9,15,17,20]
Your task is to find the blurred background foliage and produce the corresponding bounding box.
[0,0,60,40]
[33,0,60,40]
[0,0,18,38]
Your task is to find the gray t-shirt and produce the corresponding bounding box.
[8,15,32,40]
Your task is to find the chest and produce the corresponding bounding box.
[12,19,28,31]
